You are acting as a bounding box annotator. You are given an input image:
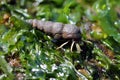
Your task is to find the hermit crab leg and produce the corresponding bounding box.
[56,41,69,50]
[70,40,75,52]
[75,43,82,53]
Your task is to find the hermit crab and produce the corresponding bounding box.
[26,19,83,52]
